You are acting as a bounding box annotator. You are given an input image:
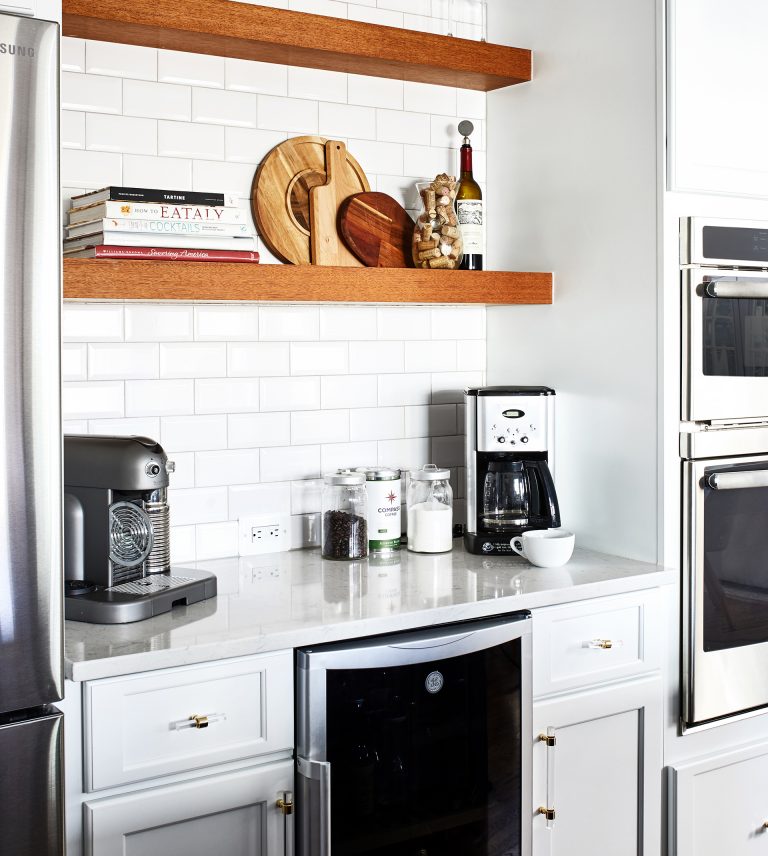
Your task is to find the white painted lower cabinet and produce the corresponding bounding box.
[83,760,294,856]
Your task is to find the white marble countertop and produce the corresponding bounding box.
[64,544,675,682]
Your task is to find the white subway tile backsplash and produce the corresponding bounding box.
[257,95,318,134]
[288,0,347,15]
[86,41,158,81]
[376,306,430,340]
[62,344,88,382]
[160,343,227,378]
[228,342,290,377]
[61,303,124,342]
[125,305,194,342]
[89,417,162,439]
[225,59,288,96]
[161,414,228,451]
[62,72,122,114]
[159,51,225,88]
[124,80,191,121]
[123,155,193,190]
[288,67,347,103]
[348,75,403,110]
[63,381,124,420]
[168,451,195,488]
[430,306,485,339]
[350,406,404,441]
[291,342,348,376]
[229,481,291,518]
[260,376,321,411]
[225,127,286,164]
[259,305,319,340]
[62,38,85,73]
[349,340,404,374]
[403,81,456,115]
[319,306,377,340]
[192,160,257,195]
[86,114,158,156]
[431,434,464,467]
[319,103,376,140]
[404,340,456,373]
[346,139,403,176]
[431,371,483,404]
[404,403,457,438]
[291,409,349,445]
[195,449,261,486]
[321,375,377,409]
[195,378,260,414]
[377,372,431,406]
[193,87,258,128]
[126,380,194,418]
[403,144,454,179]
[377,437,430,468]
[158,121,224,160]
[61,111,85,149]
[228,412,290,448]
[320,440,378,473]
[61,149,122,189]
[88,343,159,380]
[195,522,239,560]
[195,305,259,340]
[378,0,430,14]
[403,12,442,34]
[347,5,403,26]
[456,339,486,370]
[375,108,430,145]
[170,486,228,525]
[170,525,197,563]
[260,444,321,482]
[456,88,486,120]
[291,479,322,515]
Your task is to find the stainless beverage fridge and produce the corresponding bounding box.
[297,613,532,856]
[0,9,63,855]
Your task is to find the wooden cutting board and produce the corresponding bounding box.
[338,192,415,268]
[251,136,369,265]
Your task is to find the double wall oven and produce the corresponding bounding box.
[681,218,768,728]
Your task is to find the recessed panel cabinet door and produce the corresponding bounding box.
[669,741,768,856]
[669,0,768,196]
[83,760,293,856]
[532,676,663,856]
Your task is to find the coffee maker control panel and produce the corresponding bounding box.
[476,395,550,453]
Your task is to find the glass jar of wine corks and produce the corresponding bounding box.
[322,472,368,560]
[412,174,463,269]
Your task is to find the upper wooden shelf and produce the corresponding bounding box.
[63,260,553,305]
[61,0,531,92]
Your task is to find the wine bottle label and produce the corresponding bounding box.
[457,200,483,254]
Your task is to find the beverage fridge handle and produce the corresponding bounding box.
[705,279,768,299]
[707,470,768,491]
[297,756,331,855]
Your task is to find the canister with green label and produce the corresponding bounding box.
[356,467,401,553]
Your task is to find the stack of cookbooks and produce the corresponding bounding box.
[63,186,260,262]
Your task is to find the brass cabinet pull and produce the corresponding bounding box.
[538,806,556,821]
[277,792,294,816]
[585,638,624,650]
[538,732,556,747]
[170,712,227,731]
[539,726,557,828]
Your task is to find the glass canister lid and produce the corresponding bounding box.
[356,466,401,480]
[324,471,366,485]
[410,464,450,480]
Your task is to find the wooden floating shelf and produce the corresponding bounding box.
[62,0,531,92]
[63,260,553,305]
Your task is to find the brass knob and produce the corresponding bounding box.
[190,714,209,729]
[538,733,556,747]
[596,639,613,649]
[277,794,294,816]
[538,806,556,821]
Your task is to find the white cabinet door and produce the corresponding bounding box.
[669,0,768,196]
[669,740,768,856]
[84,760,293,856]
[532,676,662,856]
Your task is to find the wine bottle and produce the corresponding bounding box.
[456,119,483,271]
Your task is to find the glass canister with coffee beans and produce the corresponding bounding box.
[322,472,369,560]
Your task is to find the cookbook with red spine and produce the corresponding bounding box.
[63,246,261,262]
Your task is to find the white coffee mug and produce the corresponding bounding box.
[510,528,575,568]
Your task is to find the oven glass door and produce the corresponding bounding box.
[685,454,768,724]
[683,269,768,421]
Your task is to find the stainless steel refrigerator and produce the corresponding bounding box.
[0,9,63,855]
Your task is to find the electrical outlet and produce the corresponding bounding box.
[238,514,291,556]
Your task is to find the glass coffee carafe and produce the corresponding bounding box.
[482,460,529,530]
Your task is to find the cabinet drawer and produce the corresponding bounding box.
[533,589,662,698]
[83,650,293,791]
[669,741,768,856]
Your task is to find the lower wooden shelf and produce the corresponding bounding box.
[62,260,553,305]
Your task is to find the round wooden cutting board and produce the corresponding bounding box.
[251,136,370,265]
[338,192,415,268]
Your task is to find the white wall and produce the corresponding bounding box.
[485,0,660,563]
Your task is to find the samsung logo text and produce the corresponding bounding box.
[0,44,35,58]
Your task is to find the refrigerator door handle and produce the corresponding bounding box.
[297,756,331,856]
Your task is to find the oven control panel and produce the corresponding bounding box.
[476,395,551,453]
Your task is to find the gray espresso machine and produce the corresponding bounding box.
[63,435,216,623]
[464,386,561,555]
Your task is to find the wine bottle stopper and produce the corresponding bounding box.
[458,119,474,142]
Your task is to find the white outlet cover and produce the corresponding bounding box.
[238,513,291,556]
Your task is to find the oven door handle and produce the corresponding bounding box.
[707,470,768,490]
[704,279,768,299]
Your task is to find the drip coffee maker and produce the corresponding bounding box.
[464,386,561,555]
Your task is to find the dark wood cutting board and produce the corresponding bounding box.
[338,192,414,268]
